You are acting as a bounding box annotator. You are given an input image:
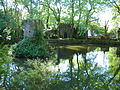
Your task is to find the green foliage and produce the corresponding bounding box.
[0,7,23,40]
[0,10,8,39]
[34,29,45,43]
[12,37,49,58]
[89,22,105,35]
[0,0,118,40]
[108,47,120,79]
[9,60,51,90]
[0,45,13,89]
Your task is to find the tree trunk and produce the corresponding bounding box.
[0,0,7,15]
[71,0,75,28]
[46,7,50,28]
[30,0,33,18]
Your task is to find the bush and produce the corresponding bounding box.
[12,37,49,59]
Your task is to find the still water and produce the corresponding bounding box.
[0,45,120,90]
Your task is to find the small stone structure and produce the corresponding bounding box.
[58,23,74,38]
[45,30,58,39]
[24,19,44,38]
[44,23,74,39]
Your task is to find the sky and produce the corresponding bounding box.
[98,8,113,31]
[99,8,112,25]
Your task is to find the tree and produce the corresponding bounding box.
[73,0,106,38]
[0,0,118,40]
[42,0,63,37]
[104,20,109,34]
[106,0,120,38]
[0,0,7,15]
[108,0,120,15]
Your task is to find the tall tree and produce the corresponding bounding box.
[71,0,75,27]
[0,0,7,15]
[108,0,120,14]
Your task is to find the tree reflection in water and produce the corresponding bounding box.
[0,45,120,90]
[50,45,120,90]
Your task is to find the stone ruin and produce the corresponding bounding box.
[44,23,74,39]
[58,23,74,38]
[24,19,44,38]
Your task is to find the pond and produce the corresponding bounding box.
[0,45,120,90]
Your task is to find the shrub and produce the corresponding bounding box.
[12,37,49,59]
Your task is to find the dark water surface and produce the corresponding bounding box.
[0,45,120,90]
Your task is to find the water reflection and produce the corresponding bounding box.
[56,46,96,64]
[0,45,120,89]
[50,45,120,89]
[56,46,110,68]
